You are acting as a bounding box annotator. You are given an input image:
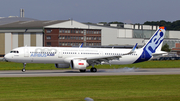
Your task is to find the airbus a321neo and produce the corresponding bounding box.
[4,27,167,72]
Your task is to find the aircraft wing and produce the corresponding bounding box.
[87,55,121,65]
[86,43,138,65]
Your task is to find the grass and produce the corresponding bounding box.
[0,75,180,101]
[0,60,180,70]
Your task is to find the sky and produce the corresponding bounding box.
[0,0,180,24]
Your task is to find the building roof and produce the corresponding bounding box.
[84,23,124,29]
[0,17,38,25]
[0,20,69,29]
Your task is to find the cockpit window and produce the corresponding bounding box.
[10,51,19,53]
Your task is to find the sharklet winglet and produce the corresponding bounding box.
[123,43,138,55]
[79,43,83,48]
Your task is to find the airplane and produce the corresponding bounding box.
[4,26,167,72]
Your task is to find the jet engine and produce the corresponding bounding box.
[55,63,70,68]
[70,59,89,69]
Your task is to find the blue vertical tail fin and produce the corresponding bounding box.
[142,26,166,54]
[134,26,166,63]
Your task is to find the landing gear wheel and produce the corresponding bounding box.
[22,68,26,72]
[79,69,86,72]
[22,63,26,72]
[90,68,97,72]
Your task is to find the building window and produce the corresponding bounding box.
[65,36,68,39]
[68,43,70,46]
[65,30,67,33]
[46,36,51,39]
[68,30,70,33]
[46,30,51,33]
[59,36,61,39]
[59,42,62,46]
[59,29,62,33]
[47,42,51,46]
[81,37,84,40]
[76,30,78,33]
[81,31,84,34]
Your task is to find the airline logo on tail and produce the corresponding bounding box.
[144,27,165,56]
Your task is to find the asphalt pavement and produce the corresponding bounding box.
[0,68,180,77]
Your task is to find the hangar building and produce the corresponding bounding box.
[0,17,68,56]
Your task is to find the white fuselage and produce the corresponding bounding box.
[4,47,145,65]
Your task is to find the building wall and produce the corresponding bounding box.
[169,31,180,39]
[5,33,12,54]
[31,33,36,46]
[36,33,43,47]
[12,32,43,48]
[45,29,59,46]
[24,33,31,46]
[89,25,144,46]
[45,21,150,46]
[18,33,24,47]
[0,32,43,57]
[12,33,18,49]
[118,29,132,38]
[0,33,5,56]
[44,28,101,47]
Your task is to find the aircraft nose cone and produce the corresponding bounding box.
[4,54,11,62]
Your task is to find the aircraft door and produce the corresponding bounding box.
[99,51,103,56]
[24,48,29,57]
[58,50,62,58]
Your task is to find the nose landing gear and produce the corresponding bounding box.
[22,63,26,72]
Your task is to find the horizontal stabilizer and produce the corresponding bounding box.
[152,51,168,56]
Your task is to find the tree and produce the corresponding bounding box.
[144,20,180,30]
[108,21,123,24]
[161,43,171,52]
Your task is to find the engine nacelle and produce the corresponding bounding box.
[55,63,70,68]
[70,59,89,69]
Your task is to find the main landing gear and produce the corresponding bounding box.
[90,67,97,72]
[22,63,26,72]
[79,67,97,72]
[90,64,97,72]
